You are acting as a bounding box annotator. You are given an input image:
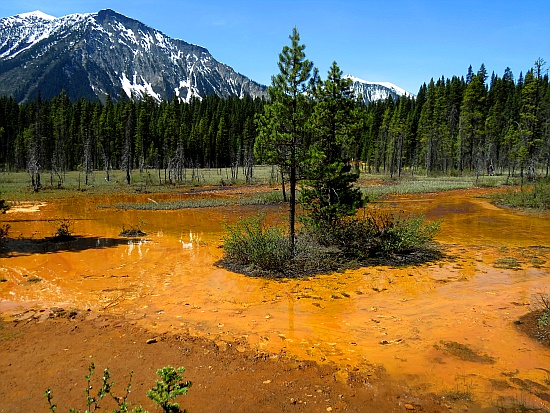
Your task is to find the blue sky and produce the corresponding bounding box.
[1,0,549,94]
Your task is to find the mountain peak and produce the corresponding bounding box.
[16,10,56,21]
[0,9,410,105]
[0,9,267,103]
[344,74,414,104]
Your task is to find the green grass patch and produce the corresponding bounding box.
[494,257,522,270]
[491,178,550,210]
[0,166,281,201]
[109,191,284,210]
[1,169,510,202]
[360,175,507,199]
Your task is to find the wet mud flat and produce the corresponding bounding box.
[0,309,450,413]
[1,187,550,411]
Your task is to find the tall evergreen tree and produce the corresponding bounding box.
[459,73,487,173]
[300,61,364,225]
[255,27,313,253]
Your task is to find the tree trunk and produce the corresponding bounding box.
[289,163,296,254]
[280,170,287,202]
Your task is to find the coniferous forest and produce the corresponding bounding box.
[0,60,548,186]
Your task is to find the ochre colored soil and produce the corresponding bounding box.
[0,309,455,413]
[2,186,550,412]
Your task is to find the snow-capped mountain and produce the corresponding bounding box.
[0,9,412,105]
[344,75,414,105]
[0,9,267,103]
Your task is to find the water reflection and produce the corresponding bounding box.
[1,236,130,256]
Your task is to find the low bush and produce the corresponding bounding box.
[49,218,76,241]
[120,217,147,237]
[220,210,441,277]
[45,363,191,413]
[537,293,550,328]
[147,366,192,413]
[305,210,441,260]
[222,214,291,273]
[0,198,9,214]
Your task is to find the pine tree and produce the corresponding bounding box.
[418,79,436,174]
[121,103,135,184]
[518,64,544,178]
[300,61,364,225]
[459,73,487,173]
[254,27,313,253]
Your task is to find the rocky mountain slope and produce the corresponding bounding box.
[0,9,412,104]
[0,9,267,103]
[344,75,413,105]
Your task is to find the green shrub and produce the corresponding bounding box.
[120,217,148,237]
[380,213,441,254]
[147,366,192,413]
[0,198,9,214]
[305,210,441,259]
[45,363,191,413]
[221,211,441,277]
[222,214,291,272]
[537,294,550,328]
[50,218,75,240]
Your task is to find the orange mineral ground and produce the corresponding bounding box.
[1,187,549,411]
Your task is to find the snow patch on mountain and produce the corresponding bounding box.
[120,72,162,102]
[344,74,414,104]
[0,11,92,59]
[17,11,56,21]
[345,74,413,97]
[0,9,260,102]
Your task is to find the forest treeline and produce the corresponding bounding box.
[0,60,548,187]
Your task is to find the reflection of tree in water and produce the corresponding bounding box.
[0,236,130,256]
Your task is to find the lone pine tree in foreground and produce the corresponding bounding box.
[255,27,313,253]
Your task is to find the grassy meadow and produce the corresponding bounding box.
[1,166,516,199]
[2,166,545,212]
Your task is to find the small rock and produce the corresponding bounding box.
[146,338,157,344]
[327,407,333,412]
[263,380,271,384]
[404,403,415,411]
[380,340,390,345]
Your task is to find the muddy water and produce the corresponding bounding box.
[1,188,550,408]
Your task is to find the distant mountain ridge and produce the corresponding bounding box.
[0,9,412,104]
[344,75,414,105]
[0,9,267,103]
